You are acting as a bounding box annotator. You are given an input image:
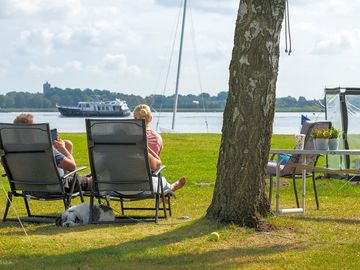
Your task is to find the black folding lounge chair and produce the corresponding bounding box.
[267,121,332,210]
[86,119,171,224]
[0,123,85,223]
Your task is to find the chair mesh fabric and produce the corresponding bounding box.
[0,123,62,193]
[87,119,152,193]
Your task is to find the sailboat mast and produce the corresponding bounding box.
[172,0,187,130]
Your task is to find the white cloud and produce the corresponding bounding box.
[94,53,142,76]
[19,30,31,41]
[1,0,360,99]
[155,0,237,14]
[293,23,315,34]
[65,60,83,71]
[7,0,82,16]
[313,29,360,54]
[39,28,55,54]
[8,0,43,14]
[16,27,104,56]
[0,67,7,77]
[30,60,83,74]
[56,30,72,44]
[30,64,64,74]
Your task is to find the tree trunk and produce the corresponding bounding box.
[206,0,286,227]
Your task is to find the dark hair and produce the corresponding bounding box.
[13,113,34,124]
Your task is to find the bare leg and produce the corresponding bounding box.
[87,176,93,190]
[170,177,186,192]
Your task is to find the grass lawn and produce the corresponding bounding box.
[1,133,360,269]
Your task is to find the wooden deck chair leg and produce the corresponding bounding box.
[3,192,12,222]
[292,175,300,208]
[24,196,32,217]
[312,173,320,210]
[269,175,273,205]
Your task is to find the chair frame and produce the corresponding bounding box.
[268,156,320,209]
[268,121,332,210]
[86,119,171,224]
[0,123,85,223]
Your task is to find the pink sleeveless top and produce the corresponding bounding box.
[146,129,163,156]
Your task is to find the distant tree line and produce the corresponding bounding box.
[0,87,323,111]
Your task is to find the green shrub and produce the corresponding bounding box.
[329,127,341,139]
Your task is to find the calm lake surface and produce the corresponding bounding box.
[0,111,325,134]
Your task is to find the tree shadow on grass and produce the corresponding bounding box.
[0,217,298,269]
[0,220,139,236]
[0,211,174,236]
[0,213,184,236]
[294,216,360,225]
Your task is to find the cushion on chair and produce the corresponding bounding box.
[279,154,290,164]
[267,161,285,176]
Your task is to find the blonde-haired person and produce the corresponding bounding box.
[133,104,186,193]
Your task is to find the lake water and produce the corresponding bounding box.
[0,111,325,134]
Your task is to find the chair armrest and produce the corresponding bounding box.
[152,165,166,176]
[62,166,87,179]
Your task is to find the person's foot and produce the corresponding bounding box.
[170,177,186,192]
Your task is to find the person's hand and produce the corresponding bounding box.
[53,139,67,153]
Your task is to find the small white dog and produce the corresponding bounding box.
[56,202,115,227]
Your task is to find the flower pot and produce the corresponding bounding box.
[295,134,305,150]
[314,138,328,150]
[328,138,339,150]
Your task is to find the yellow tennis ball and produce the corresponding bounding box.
[209,232,220,241]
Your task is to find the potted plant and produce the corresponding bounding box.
[328,127,341,150]
[312,128,330,150]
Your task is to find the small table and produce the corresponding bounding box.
[269,149,360,214]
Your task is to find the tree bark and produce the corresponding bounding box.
[206,0,286,227]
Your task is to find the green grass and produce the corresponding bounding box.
[1,133,360,269]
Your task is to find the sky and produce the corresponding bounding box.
[0,0,359,99]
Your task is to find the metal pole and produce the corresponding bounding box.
[172,0,187,130]
[302,156,307,214]
[275,153,281,214]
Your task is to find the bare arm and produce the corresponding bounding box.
[148,147,161,170]
[53,139,76,171]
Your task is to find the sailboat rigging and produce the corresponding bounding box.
[155,0,208,132]
[172,0,187,130]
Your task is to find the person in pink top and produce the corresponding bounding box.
[133,104,186,192]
